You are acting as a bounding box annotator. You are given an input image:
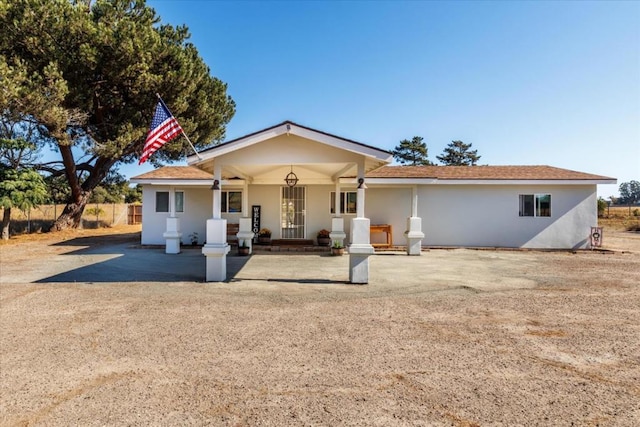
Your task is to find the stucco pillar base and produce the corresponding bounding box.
[202,218,230,282]
[404,216,425,256]
[349,217,374,284]
[163,217,182,254]
[330,217,346,247]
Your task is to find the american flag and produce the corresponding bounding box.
[139,100,184,165]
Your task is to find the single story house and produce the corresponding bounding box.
[131,121,616,282]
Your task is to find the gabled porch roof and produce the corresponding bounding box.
[186,121,392,184]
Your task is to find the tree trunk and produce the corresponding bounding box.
[1,207,11,240]
[52,192,91,231]
[51,145,116,231]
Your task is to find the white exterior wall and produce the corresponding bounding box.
[365,187,412,246]
[419,184,597,249]
[141,183,598,249]
[244,185,280,238]
[245,185,348,240]
[140,185,213,245]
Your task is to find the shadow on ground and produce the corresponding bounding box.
[36,233,252,283]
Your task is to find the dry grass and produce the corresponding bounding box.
[4,203,131,235]
[599,206,640,231]
[0,224,141,246]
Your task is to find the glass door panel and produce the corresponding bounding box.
[281,186,306,239]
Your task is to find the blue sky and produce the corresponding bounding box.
[128,0,640,198]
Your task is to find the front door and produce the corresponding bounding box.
[281,186,305,239]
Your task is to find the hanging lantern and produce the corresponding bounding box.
[285,165,298,187]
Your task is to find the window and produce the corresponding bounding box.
[519,194,551,217]
[331,191,357,214]
[155,191,184,213]
[156,191,169,213]
[221,191,242,213]
[175,191,184,213]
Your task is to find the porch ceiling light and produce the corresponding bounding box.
[285,165,298,187]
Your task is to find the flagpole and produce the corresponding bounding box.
[156,93,203,160]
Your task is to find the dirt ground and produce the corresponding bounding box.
[1,226,639,426]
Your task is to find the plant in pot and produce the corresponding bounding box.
[188,232,199,246]
[238,240,250,256]
[317,229,331,246]
[331,240,345,256]
[258,228,271,244]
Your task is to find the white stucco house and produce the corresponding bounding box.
[131,121,616,282]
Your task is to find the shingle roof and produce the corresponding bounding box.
[132,166,212,180]
[132,165,615,181]
[365,165,615,181]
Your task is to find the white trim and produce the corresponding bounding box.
[292,126,391,161]
[519,193,552,218]
[155,190,170,213]
[131,179,244,186]
[221,190,243,214]
[432,179,616,185]
[134,177,615,187]
[175,190,185,213]
[349,178,615,186]
[187,123,393,165]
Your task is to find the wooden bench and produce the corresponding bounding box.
[370,224,392,248]
[227,223,239,244]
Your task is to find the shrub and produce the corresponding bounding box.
[597,197,607,217]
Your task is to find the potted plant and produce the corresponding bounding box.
[331,240,345,256]
[238,241,250,256]
[258,228,271,244]
[317,229,331,246]
[188,232,199,246]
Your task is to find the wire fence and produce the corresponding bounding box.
[7,203,135,234]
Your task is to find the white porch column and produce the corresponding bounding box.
[405,185,424,255]
[163,186,182,254]
[349,160,374,284]
[241,180,249,217]
[330,180,346,247]
[202,166,230,281]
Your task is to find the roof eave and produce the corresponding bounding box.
[187,121,392,166]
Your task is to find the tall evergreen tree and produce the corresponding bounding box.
[0,0,235,230]
[392,136,433,166]
[436,140,481,166]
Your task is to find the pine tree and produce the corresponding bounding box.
[0,0,235,230]
[436,140,481,166]
[392,136,434,166]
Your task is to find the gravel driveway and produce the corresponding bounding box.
[1,227,639,426]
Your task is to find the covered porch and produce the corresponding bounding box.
[134,121,427,283]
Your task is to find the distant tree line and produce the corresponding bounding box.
[618,180,640,206]
[392,136,480,166]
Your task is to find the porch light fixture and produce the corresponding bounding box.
[211,179,220,190]
[358,178,367,189]
[285,165,298,187]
